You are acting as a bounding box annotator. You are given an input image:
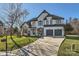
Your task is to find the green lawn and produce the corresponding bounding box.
[58,36,79,56]
[0,36,37,51]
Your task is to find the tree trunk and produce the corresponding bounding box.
[10,24,14,43]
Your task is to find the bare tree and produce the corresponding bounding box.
[2,3,28,36]
[0,3,29,55]
[0,3,38,56]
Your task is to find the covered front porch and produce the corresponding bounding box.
[30,28,44,37]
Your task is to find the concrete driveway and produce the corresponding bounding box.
[12,37,64,56]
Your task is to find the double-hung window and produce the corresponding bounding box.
[56,20,61,24]
[46,20,49,25]
[38,21,43,26]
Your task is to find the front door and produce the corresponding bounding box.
[37,28,43,37]
[46,30,53,36]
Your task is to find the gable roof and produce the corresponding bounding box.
[37,10,48,19]
[21,18,37,28]
[21,10,64,27]
[46,14,64,19]
[27,18,37,23]
[38,10,64,20]
[20,22,27,28]
[27,10,64,23]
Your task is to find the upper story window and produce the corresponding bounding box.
[38,21,43,26]
[56,20,61,24]
[31,21,36,27]
[46,20,49,25]
[50,20,52,25]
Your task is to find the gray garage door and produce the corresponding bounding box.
[55,29,62,36]
[46,30,53,36]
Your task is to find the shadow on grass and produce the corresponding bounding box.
[58,36,79,56]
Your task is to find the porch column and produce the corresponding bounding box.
[36,28,37,36]
[62,28,64,37]
[53,29,55,37]
[44,28,46,36]
[42,28,44,37]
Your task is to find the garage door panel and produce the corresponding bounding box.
[46,30,53,36]
[55,29,62,36]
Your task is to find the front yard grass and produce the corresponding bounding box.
[0,36,37,51]
[58,36,79,56]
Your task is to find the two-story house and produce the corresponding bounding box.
[21,10,64,37]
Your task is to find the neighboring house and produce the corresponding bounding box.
[20,22,30,36]
[70,19,79,34]
[21,10,64,37]
[0,21,4,35]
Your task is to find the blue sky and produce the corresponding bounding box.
[0,3,79,22]
[23,3,79,22]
